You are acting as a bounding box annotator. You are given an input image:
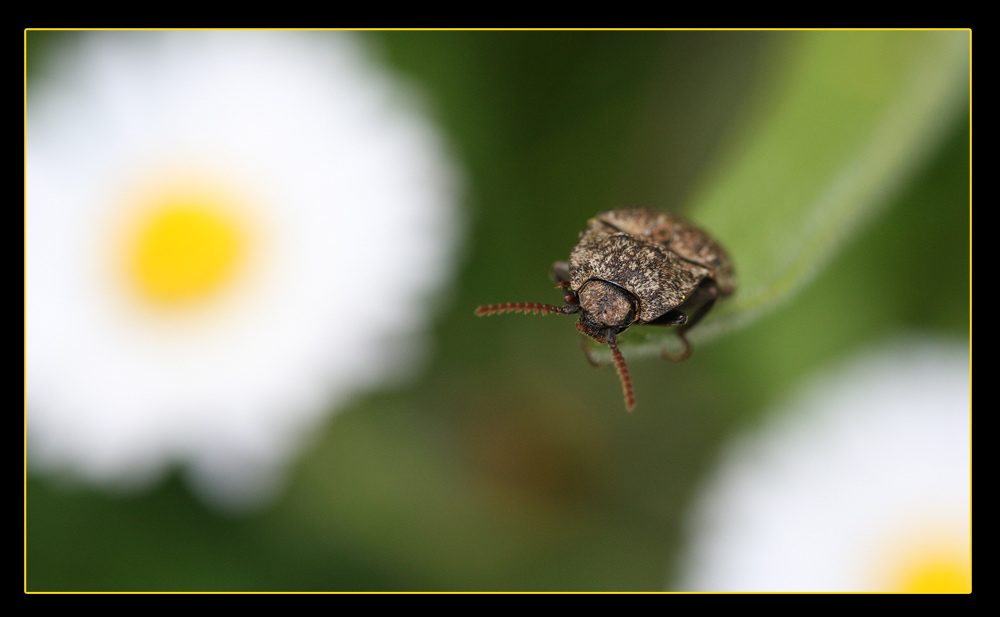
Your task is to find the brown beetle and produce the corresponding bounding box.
[476,208,735,411]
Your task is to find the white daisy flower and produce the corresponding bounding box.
[676,338,970,592]
[26,31,462,511]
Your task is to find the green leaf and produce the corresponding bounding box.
[607,31,969,362]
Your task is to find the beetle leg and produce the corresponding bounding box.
[662,331,693,361]
[551,261,570,285]
[677,281,719,332]
[580,335,600,367]
[551,263,582,306]
[646,309,687,327]
[661,281,720,361]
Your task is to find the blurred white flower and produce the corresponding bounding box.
[26,31,462,511]
[676,338,970,592]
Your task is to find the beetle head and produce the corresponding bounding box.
[574,279,638,343]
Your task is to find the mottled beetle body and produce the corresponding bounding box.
[477,209,734,411]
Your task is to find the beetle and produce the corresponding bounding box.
[476,208,735,411]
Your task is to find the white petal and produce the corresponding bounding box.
[676,337,970,591]
[26,31,463,511]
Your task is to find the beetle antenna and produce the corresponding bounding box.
[475,302,578,316]
[606,333,635,411]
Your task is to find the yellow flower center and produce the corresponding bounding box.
[120,177,253,308]
[879,532,971,593]
[891,546,971,593]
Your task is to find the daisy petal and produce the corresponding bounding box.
[677,338,970,592]
[26,31,463,511]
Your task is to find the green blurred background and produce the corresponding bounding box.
[25,30,969,591]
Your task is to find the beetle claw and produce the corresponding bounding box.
[660,330,692,361]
